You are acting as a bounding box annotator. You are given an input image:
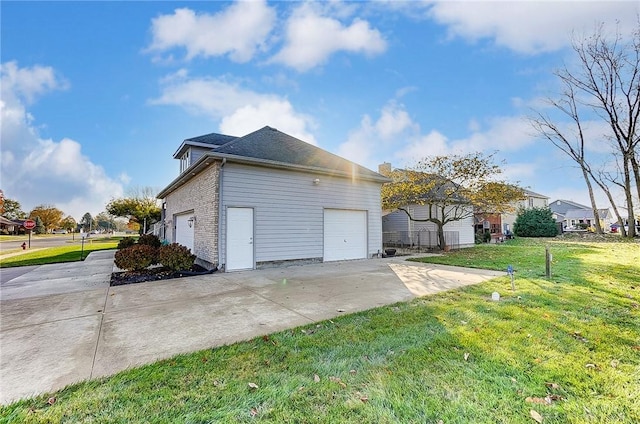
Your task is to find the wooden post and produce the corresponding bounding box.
[545,245,551,279]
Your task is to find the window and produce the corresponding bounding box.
[528,197,534,208]
[180,150,190,173]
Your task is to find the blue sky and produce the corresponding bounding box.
[1,1,638,219]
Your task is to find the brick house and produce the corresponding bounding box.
[157,126,389,271]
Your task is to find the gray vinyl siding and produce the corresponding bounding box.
[382,204,475,247]
[382,211,409,233]
[189,147,210,167]
[220,163,383,266]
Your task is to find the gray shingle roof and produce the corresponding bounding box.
[564,208,612,220]
[524,189,548,199]
[211,126,383,180]
[158,126,388,198]
[184,132,237,146]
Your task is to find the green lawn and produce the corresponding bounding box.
[0,238,119,267]
[1,238,638,423]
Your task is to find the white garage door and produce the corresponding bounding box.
[323,209,367,262]
[175,213,194,253]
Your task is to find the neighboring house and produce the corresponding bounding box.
[157,126,389,271]
[499,189,550,234]
[0,216,22,234]
[383,207,475,249]
[549,199,612,230]
[379,164,475,249]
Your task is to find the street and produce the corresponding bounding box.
[0,234,84,251]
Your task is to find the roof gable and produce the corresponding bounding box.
[158,126,388,199]
[173,132,238,158]
[211,126,383,180]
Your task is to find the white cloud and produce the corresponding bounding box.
[0,61,68,104]
[449,116,534,153]
[150,72,316,144]
[339,100,540,176]
[337,101,418,168]
[220,100,316,144]
[271,2,387,71]
[426,1,639,54]
[147,0,276,62]
[393,130,451,166]
[1,62,123,218]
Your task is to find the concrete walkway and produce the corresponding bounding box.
[0,252,504,404]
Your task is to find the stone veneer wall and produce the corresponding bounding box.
[164,161,220,268]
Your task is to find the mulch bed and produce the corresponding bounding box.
[110,264,211,286]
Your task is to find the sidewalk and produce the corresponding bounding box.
[0,252,504,404]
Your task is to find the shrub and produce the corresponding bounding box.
[117,237,136,250]
[115,244,158,271]
[513,207,558,237]
[138,234,161,248]
[159,243,196,271]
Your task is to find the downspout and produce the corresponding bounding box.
[218,158,226,269]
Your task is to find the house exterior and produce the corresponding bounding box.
[157,126,389,271]
[379,164,475,249]
[383,207,475,249]
[499,189,549,234]
[549,199,613,230]
[0,216,22,235]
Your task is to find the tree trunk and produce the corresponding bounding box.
[593,173,627,237]
[630,154,640,209]
[437,222,446,251]
[582,168,603,233]
[623,155,637,238]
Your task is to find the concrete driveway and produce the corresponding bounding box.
[0,251,503,405]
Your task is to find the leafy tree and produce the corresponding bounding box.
[29,205,64,232]
[60,215,77,232]
[34,216,46,234]
[513,207,558,237]
[107,187,161,234]
[80,212,94,232]
[1,197,26,220]
[95,212,116,232]
[382,152,525,249]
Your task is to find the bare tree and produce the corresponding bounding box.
[530,83,604,233]
[531,23,640,237]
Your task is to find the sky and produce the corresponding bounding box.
[1,0,639,220]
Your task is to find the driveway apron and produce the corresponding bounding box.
[0,251,503,404]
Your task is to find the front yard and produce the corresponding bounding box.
[1,238,638,423]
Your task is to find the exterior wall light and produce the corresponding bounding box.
[188,216,196,228]
[313,178,320,185]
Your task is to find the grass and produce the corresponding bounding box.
[0,237,119,267]
[1,238,638,423]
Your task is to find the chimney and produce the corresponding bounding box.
[378,162,392,176]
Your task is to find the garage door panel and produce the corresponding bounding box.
[324,209,367,262]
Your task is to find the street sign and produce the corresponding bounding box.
[23,219,36,230]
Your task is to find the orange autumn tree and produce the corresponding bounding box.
[381,152,525,249]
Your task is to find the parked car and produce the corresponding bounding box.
[609,224,619,233]
[52,229,67,234]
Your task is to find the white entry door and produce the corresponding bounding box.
[175,213,195,252]
[323,209,367,261]
[226,207,254,271]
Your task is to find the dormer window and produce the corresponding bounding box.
[180,150,190,173]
